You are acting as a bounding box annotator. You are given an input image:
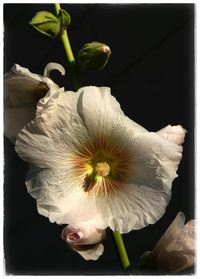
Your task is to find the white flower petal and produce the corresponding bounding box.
[156,249,193,273]
[16,90,87,168]
[77,86,147,138]
[16,86,147,167]
[38,191,105,228]
[15,86,185,233]
[129,132,183,191]
[156,125,186,145]
[92,129,183,232]
[5,64,59,108]
[93,127,183,233]
[94,183,171,233]
[4,108,35,144]
[185,220,195,241]
[70,243,104,261]
[4,64,62,143]
[26,165,105,226]
[174,219,195,253]
[151,212,195,273]
[153,212,185,254]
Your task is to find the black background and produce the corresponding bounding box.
[4,3,195,275]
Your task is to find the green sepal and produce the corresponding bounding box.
[58,9,71,32]
[78,41,111,70]
[139,251,155,269]
[30,11,60,38]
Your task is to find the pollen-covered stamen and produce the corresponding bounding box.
[95,162,110,177]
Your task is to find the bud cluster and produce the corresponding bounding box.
[30,9,70,38]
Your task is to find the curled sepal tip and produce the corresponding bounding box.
[43,62,65,78]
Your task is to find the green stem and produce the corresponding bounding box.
[113,231,130,270]
[54,3,61,14]
[54,3,80,91]
[55,2,130,272]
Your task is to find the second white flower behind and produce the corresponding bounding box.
[151,212,195,273]
[15,86,186,233]
[4,63,65,143]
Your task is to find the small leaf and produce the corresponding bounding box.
[30,11,60,38]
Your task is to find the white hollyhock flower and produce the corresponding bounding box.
[61,221,106,260]
[151,212,195,273]
[15,86,185,233]
[4,63,65,143]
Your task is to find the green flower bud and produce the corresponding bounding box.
[78,41,111,70]
[58,9,71,32]
[30,11,60,38]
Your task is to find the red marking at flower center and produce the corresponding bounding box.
[68,232,80,242]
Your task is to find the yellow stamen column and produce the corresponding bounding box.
[95,162,110,177]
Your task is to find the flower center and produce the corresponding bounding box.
[95,162,110,177]
[76,145,131,195]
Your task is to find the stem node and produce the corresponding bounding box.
[54,3,80,91]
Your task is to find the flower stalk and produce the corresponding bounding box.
[54,3,80,91]
[113,231,130,270]
[54,2,130,270]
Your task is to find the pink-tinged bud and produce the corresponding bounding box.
[61,221,105,245]
[78,41,111,70]
[156,125,186,145]
[67,232,82,242]
[61,226,84,244]
[61,221,106,260]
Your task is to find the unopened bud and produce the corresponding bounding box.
[58,9,71,33]
[78,41,111,70]
[30,11,60,38]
